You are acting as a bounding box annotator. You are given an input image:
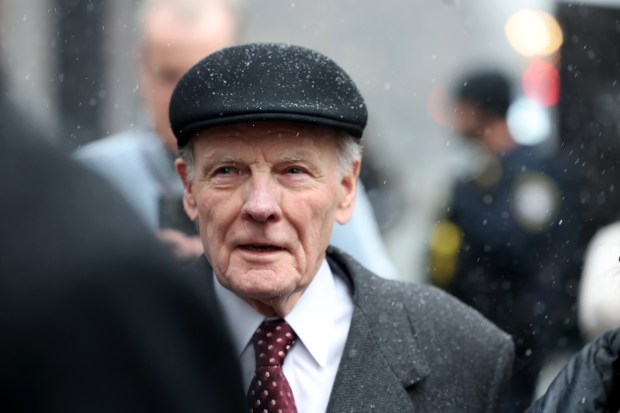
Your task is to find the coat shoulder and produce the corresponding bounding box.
[339,247,510,344]
[365,272,513,352]
[372,277,514,411]
[403,281,510,342]
[329,249,514,411]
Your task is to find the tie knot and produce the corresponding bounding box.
[252,319,297,367]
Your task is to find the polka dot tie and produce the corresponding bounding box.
[247,319,298,413]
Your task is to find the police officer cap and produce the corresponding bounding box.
[169,43,368,148]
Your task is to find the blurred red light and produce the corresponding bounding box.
[522,58,560,107]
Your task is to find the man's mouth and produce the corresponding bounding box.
[239,244,285,252]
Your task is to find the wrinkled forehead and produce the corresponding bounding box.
[194,121,341,142]
[188,122,342,164]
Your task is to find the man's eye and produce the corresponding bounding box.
[286,167,303,174]
[215,166,236,175]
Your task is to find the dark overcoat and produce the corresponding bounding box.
[0,96,246,412]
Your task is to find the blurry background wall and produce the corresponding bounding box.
[2,0,610,282]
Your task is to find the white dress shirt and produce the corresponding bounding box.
[214,259,353,412]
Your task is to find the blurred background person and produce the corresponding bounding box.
[0,62,246,412]
[427,69,581,412]
[73,0,239,261]
[72,0,398,278]
[578,222,620,342]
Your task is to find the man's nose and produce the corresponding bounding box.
[241,177,282,222]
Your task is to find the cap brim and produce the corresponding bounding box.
[177,112,364,147]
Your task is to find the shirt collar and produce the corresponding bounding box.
[285,259,335,367]
[213,258,337,367]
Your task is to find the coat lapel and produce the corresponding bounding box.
[326,249,429,412]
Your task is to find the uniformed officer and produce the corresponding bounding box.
[428,70,581,412]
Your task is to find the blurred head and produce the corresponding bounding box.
[450,70,513,141]
[137,0,243,152]
[175,122,360,316]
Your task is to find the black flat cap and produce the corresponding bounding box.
[169,43,367,148]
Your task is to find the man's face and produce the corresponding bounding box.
[176,122,359,316]
[139,2,235,152]
[451,100,485,141]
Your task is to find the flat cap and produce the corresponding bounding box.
[169,43,367,148]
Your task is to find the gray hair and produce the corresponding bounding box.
[334,131,363,178]
[136,0,247,42]
[178,130,362,182]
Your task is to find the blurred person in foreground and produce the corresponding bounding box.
[578,223,620,342]
[169,42,514,412]
[428,69,581,412]
[0,81,245,410]
[74,0,398,279]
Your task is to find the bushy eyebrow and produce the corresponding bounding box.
[197,149,321,175]
[201,154,243,165]
[279,154,307,163]
[197,154,242,178]
[206,152,314,164]
[214,155,243,163]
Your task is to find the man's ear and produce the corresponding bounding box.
[335,159,361,225]
[175,158,199,222]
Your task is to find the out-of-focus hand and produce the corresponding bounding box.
[158,228,204,262]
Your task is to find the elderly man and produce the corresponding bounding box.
[74,0,238,260]
[74,0,397,279]
[170,43,514,412]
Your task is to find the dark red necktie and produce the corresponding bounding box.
[247,319,298,413]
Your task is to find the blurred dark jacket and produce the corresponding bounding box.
[0,95,245,412]
[527,327,620,413]
[430,144,582,412]
[445,145,580,341]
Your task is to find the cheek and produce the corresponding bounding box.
[196,192,239,238]
[197,201,231,265]
[289,191,339,245]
